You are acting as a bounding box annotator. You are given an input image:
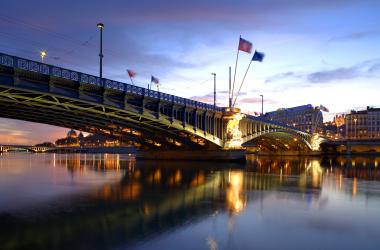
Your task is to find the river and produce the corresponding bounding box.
[0,153,379,249]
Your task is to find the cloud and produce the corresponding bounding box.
[328,30,380,43]
[265,72,297,83]
[368,63,380,73]
[265,59,380,85]
[307,67,358,83]
[0,118,66,145]
[238,97,277,104]
[307,59,380,83]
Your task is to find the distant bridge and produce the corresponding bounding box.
[0,144,51,153]
[0,52,322,152]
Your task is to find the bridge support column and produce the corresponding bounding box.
[155,101,161,119]
[202,112,207,134]
[193,109,198,131]
[139,97,146,115]
[181,107,186,127]
[222,107,244,149]
[169,104,174,123]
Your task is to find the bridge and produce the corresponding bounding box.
[0,144,51,153]
[0,52,322,154]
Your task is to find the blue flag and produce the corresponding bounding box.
[151,75,159,84]
[252,51,265,62]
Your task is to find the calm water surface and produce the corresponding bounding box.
[1,153,380,249]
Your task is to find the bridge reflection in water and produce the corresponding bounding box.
[1,154,380,249]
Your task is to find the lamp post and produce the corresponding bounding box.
[260,94,263,115]
[97,23,104,78]
[40,51,47,63]
[354,118,357,139]
[211,73,216,108]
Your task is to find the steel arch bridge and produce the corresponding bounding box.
[0,52,321,151]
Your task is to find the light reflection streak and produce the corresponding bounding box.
[226,171,245,214]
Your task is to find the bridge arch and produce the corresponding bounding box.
[242,129,313,151]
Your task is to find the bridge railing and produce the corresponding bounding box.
[0,52,224,112]
[244,114,309,135]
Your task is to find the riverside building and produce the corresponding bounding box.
[264,104,324,133]
[346,107,380,139]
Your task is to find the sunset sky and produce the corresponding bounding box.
[1,0,380,144]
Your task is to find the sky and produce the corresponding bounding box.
[0,0,380,144]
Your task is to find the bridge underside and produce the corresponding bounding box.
[243,132,311,152]
[0,86,219,150]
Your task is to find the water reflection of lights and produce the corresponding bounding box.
[226,171,245,213]
[191,171,205,187]
[52,154,136,173]
[167,169,182,186]
[206,237,218,250]
[300,159,323,189]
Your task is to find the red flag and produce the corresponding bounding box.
[238,37,252,53]
[127,69,136,78]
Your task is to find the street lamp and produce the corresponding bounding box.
[211,73,216,108]
[97,23,104,78]
[353,118,357,139]
[40,51,47,63]
[260,94,263,115]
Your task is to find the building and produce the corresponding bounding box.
[264,104,324,133]
[324,114,346,140]
[55,129,122,147]
[346,107,380,139]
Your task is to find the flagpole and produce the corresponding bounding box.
[231,35,241,104]
[229,66,232,108]
[129,76,135,86]
[233,60,253,107]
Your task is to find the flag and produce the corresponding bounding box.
[238,37,253,53]
[252,51,265,62]
[151,75,159,84]
[319,105,329,112]
[127,69,136,78]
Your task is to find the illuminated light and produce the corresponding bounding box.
[174,170,182,184]
[40,50,47,62]
[226,171,245,213]
[207,237,218,250]
[224,112,245,149]
[191,172,205,186]
[352,177,357,197]
[352,160,356,167]
[293,138,298,142]
[310,133,322,151]
[153,169,161,182]
[375,161,378,167]
[122,183,141,200]
[143,204,150,216]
